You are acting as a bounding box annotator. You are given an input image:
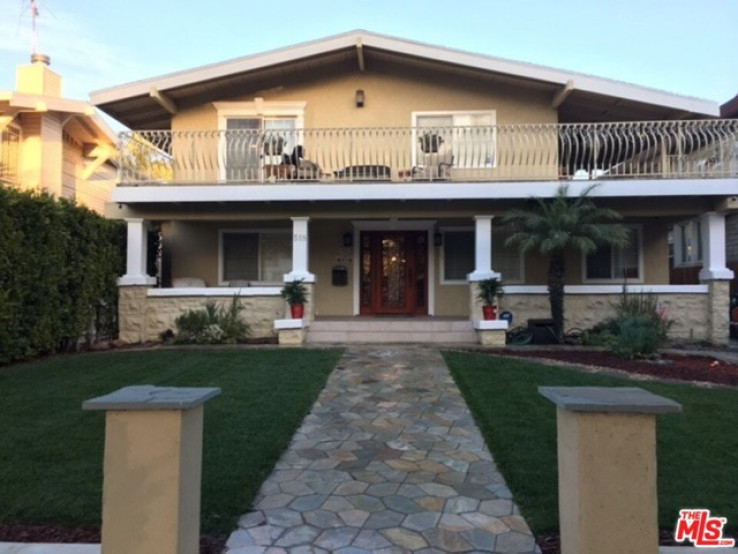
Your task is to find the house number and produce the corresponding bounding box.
[293,233,308,242]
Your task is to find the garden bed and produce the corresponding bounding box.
[492,348,738,386]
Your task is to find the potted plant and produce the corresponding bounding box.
[280,279,308,318]
[476,277,504,320]
[419,131,444,153]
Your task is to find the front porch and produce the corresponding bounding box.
[116,209,735,346]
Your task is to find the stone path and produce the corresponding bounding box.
[224,346,540,554]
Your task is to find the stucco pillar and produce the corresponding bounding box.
[119,218,156,286]
[699,212,734,281]
[468,215,501,320]
[284,216,316,283]
[539,387,681,554]
[83,386,221,554]
[467,215,501,282]
[698,212,734,345]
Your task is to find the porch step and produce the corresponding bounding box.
[306,318,477,344]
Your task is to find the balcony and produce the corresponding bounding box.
[118,120,738,186]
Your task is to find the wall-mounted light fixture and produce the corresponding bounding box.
[343,232,354,247]
[434,231,443,247]
[355,89,365,108]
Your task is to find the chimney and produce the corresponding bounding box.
[15,52,63,97]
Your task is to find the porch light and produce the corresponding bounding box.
[355,89,365,108]
[343,232,354,247]
[434,232,443,247]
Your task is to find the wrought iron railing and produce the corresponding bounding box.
[118,120,738,185]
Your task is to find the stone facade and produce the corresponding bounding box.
[118,286,150,344]
[706,280,731,345]
[118,286,283,343]
[500,292,712,342]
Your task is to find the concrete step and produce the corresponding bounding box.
[307,319,477,344]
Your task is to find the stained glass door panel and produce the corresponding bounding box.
[359,231,427,315]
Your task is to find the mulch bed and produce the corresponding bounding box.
[494,348,738,387]
[0,523,226,553]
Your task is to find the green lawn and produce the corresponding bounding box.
[443,351,738,538]
[0,348,342,536]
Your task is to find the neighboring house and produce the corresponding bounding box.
[0,54,117,214]
[90,30,738,344]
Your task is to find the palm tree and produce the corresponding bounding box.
[503,184,629,342]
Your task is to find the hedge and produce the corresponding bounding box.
[0,188,125,365]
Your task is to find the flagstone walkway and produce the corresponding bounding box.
[224,346,540,554]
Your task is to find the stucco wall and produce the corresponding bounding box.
[173,68,556,132]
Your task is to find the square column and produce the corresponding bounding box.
[699,211,734,281]
[467,215,501,282]
[83,386,221,554]
[284,216,316,283]
[118,218,156,286]
[539,387,681,554]
[698,212,734,344]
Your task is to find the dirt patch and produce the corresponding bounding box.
[0,523,226,554]
[492,348,738,387]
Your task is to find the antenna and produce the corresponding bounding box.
[28,0,49,65]
[31,0,39,55]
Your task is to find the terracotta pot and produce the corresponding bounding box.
[482,305,497,320]
[290,304,304,319]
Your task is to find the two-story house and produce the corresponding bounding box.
[91,31,738,344]
[1,54,117,214]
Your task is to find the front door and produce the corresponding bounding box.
[359,231,428,315]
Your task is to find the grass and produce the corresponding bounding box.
[443,351,738,538]
[0,348,342,536]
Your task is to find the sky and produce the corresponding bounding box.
[1,0,737,128]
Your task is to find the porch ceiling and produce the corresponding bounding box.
[91,30,718,130]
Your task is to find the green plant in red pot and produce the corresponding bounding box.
[476,277,504,320]
[280,279,308,319]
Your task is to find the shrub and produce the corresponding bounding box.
[174,297,249,344]
[612,314,665,359]
[583,288,672,358]
[0,189,124,365]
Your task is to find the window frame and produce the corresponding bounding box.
[439,226,524,285]
[0,122,22,186]
[582,224,644,283]
[411,110,497,169]
[218,228,292,286]
[213,100,307,181]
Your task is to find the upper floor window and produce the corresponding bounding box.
[0,123,21,186]
[584,226,642,282]
[214,101,306,181]
[412,111,496,170]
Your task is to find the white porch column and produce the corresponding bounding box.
[284,216,316,283]
[467,215,501,281]
[118,218,156,286]
[699,212,734,281]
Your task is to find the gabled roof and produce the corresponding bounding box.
[91,29,720,130]
[722,94,738,118]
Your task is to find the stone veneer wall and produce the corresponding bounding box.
[119,287,284,343]
[500,293,710,341]
[145,295,284,342]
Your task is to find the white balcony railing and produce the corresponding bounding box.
[118,120,738,185]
